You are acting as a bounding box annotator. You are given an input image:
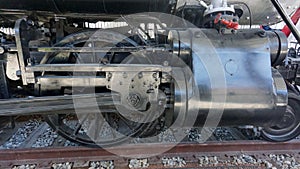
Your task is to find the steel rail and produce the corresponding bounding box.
[0,141,299,168]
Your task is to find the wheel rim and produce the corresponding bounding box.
[45,113,153,147]
[42,30,159,146]
[262,97,300,142]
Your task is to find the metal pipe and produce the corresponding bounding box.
[212,0,222,8]
[270,0,300,43]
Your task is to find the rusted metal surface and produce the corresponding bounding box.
[0,140,299,168]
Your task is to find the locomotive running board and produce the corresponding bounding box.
[0,93,119,116]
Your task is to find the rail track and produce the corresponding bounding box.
[0,117,300,169]
[0,141,300,168]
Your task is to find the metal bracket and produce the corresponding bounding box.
[14,18,31,85]
[14,18,43,85]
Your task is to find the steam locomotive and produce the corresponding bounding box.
[0,0,300,146]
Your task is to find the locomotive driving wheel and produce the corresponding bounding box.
[262,92,300,142]
[46,112,158,147]
[42,30,161,147]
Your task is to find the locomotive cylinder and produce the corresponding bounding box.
[169,28,288,127]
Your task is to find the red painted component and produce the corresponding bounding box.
[282,8,300,37]
[214,13,239,30]
[220,19,239,30]
[214,13,222,24]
